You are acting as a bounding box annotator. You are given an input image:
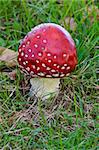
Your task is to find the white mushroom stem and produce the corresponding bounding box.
[30,78,60,100]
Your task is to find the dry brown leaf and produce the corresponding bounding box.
[0,46,18,67]
[82,5,99,25]
[0,26,5,30]
[95,86,99,90]
[2,70,17,80]
[0,116,3,123]
[88,6,99,24]
[63,17,77,31]
[8,70,17,80]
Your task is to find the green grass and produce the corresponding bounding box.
[0,0,99,149]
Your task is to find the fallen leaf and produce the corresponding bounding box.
[70,18,77,31]
[8,70,17,80]
[82,5,99,25]
[63,17,77,31]
[94,86,99,90]
[0,46,18,67]
[87,5,99,18]
[0,116,3,123]
[0,26,5,30]
[2,70,17,80]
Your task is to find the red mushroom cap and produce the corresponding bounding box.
[18,23,77,78]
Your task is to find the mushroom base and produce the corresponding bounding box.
[30,78,60,100]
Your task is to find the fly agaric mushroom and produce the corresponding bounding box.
[18,23,77,99]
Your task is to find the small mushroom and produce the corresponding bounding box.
[18,23,77,99]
